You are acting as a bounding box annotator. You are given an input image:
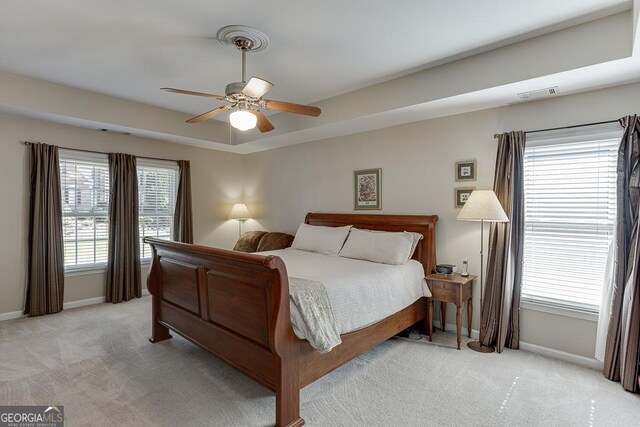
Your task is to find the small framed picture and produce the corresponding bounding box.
[455,160,477,182]
[455,187,475,208]
[354,168,381,210]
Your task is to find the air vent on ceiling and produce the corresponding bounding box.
[517,86,559,100]
[98,128,131,136]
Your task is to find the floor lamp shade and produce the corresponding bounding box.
[457,190,508,222]
[457,190,508,353]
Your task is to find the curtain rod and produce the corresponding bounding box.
[493,119,619,139]
[22,141,179,163]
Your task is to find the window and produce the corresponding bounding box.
[522,124,621,313]
[60,150,110,270]
[60,152,179,270]
[137,159,179,259]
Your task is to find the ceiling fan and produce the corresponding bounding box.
[161,27,321,133]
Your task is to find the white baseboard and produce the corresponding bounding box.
[63,296,106,310]
[0,289,150,322]
[432,320,602,371]
[0,310,24,321]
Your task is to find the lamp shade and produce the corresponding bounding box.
[457,190,509,222]
[229,203,251,220]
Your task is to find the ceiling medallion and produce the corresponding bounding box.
[216,25,270,53]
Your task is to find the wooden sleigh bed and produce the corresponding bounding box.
[145,213,438,427]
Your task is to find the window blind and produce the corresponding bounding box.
[522,130,619,312]
[59,151,110,269]
[137,159,179,259]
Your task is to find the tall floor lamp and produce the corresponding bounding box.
[229,203,251,237]
[457,190,508,353]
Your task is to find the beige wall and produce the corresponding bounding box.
[0,112,244,315]
[244,82,640,358]
[3,82,639,358]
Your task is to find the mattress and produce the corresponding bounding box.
[258,248,431,337]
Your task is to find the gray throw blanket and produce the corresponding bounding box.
[289,277,342,354]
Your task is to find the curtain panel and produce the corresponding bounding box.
[173,160,193,243]
[603,114,640,392]
[25,142,65,316]
[106,153,141,303]
[481,131,525,352]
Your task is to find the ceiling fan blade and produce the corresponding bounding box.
[161,87,225,101]
[264,100,321,117]
[186,105,231,123]
[241,77,274,98]
[254,110,275,133]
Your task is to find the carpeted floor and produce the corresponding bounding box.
[0,297,638,426]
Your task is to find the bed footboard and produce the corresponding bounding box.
[144,238,304,427]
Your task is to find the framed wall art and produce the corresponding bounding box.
[455,160,477,182]
[354,168,381,210]
[455,187,475,208]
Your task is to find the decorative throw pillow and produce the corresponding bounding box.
[291,223,352,255]
[233,230,268,253]
[339,228,414,265]
[257,232,295,252]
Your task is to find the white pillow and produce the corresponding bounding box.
[291,223,352,255]
[405,231,423,261]
[339,228,414,265]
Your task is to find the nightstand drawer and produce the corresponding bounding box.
[430,286,455,302]
[430,281,448,290]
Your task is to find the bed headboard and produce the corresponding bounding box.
[304,213,438,274]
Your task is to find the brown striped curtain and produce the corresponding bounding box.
[25,142,65,316]
[480,131,525,352]
[173,160,193,243]
[106,153,141,303]
[603,114,640,392]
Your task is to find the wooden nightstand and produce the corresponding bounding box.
[425,273,476,350]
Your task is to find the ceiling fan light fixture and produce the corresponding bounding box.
[162,25,320,134]
[230,109,257,131]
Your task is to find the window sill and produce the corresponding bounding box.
[65,265,107,277]
[65,260,152,277]
[521,300,598,322]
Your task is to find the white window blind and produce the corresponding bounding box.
[137,159,179,259]
[522,125,620,312]
[59,150,110,269]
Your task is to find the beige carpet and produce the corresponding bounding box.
[0,297,639,426]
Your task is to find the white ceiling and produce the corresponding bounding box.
[0,0,630,117]
[0,0,637,154]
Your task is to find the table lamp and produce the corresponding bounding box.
[457,190,508,353]
[229,203,251,237]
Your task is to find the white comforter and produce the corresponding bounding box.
[258,248,431,338]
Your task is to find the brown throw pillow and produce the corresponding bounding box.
[233,231,268,253]
[257,232,295,252]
